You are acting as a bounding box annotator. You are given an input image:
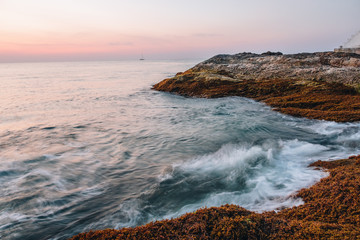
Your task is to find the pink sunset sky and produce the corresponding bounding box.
[0,0,359,62]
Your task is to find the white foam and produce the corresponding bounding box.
[337,131,360,142]
[159,138,331,219]
[279,139,329,162]
[175,144,266,175]
[306,121,360,137]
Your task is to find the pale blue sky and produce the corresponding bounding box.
[0,0,359,62]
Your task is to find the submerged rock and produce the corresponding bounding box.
[153,51,360,122]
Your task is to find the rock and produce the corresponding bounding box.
[153,51,360,122]
[261,51,283,56]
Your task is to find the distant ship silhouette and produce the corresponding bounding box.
[140,52,145,61]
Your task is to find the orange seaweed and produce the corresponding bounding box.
[153,74,360,122]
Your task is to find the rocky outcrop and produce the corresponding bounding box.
[153,51,360,122]
[183,51,360,85]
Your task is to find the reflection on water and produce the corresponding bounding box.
[0,60,359,240]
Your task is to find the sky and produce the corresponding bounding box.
[0,0,359,62]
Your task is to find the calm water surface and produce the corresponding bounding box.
[1,60,360,239]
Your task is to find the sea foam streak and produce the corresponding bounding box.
[156,139,328,220]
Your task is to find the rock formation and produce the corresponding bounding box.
[153,51,360,122]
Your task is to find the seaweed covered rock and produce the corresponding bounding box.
[279,156,360,226]
[153,52,360,122]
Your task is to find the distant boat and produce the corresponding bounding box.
[139,52,145,61]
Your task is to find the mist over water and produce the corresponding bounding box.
[1,60,360,240]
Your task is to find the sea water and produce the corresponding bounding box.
[0,60,360,240]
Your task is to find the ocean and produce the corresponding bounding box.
[1,60,360,240]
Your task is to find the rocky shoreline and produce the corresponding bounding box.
[71,155,360,239]
[71,52,360,239]
[153,51,360,122]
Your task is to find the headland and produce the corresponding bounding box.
[153,51,360,122]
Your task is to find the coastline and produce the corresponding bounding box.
[71,52,360,239]
[153,52,360,122]
[71,155,360,239]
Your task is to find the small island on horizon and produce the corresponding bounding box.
[71,49,360,239]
